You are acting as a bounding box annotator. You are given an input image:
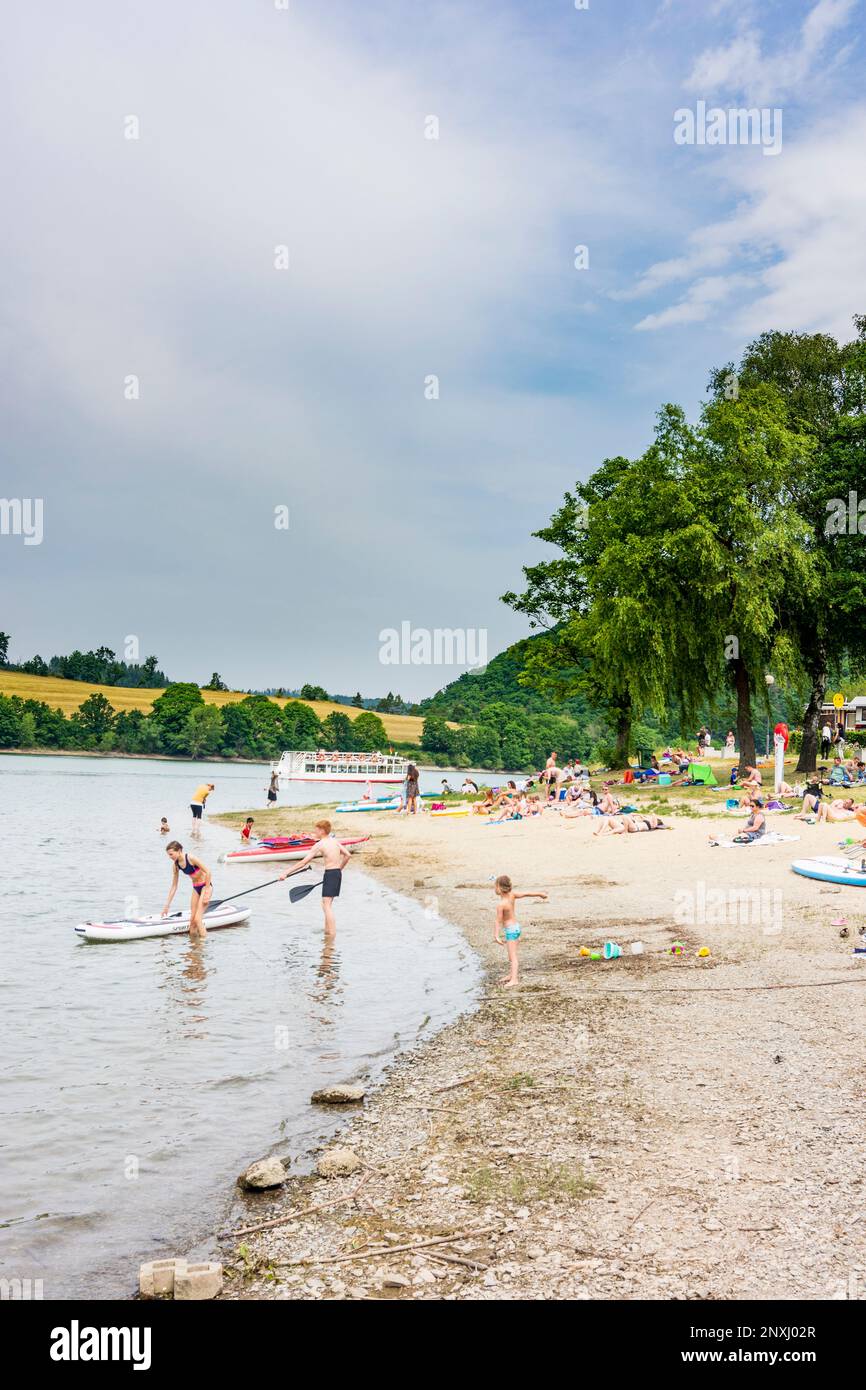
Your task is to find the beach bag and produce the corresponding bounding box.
[623,769,635,784]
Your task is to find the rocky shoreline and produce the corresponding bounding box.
[213,806,866,1301]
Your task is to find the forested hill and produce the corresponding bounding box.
[419,638,590,722]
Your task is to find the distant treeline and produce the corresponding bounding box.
[0,683,391,760]
[1,642,167,689]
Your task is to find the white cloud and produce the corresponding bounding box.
[685,0,857,103]
[628,105,866,338]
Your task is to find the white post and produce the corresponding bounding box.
[774,733,785,794]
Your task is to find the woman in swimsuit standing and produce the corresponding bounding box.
[163,840,212,938]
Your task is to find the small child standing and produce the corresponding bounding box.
[493,874,548,988]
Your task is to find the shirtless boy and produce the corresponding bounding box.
[278,820,350,935]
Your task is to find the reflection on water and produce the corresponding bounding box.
[0,755,481,1298]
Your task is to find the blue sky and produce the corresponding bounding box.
[1,0,863,698]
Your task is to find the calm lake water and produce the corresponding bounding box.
[0,755,482,1299]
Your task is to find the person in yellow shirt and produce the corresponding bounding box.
[190,782,214,834]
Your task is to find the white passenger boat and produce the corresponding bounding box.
[270,749,408,785]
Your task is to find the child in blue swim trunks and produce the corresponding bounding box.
[494,874,548,988]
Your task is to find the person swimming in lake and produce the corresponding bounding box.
[163,841,212,938]
[158,817,170,834]
[493,874,548,988]
[241,817,255,840]
[278,820,351,936]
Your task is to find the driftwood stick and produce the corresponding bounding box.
[277,1225,500,1268]
[223,1174,370,1239]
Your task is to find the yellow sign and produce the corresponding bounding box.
[832,692,846,709]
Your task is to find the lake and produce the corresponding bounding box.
[0,754,482,1298]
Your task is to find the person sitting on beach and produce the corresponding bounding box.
[740,765,763,791]
[829,759,851,787]
[735,799,766,842]
[599,789,621,815]
[796,780,823,818]
[462,778,479,794]
[241,817,255,841]
[473,789,496,814]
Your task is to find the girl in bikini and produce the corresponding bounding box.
[163,841,212,938]
[493,874,548,988]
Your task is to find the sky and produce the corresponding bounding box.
[1,0,863,700]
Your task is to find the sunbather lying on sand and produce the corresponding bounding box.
[815,797,858,824]
[594,813,670,836]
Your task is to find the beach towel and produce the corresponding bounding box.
[710,832,800,848]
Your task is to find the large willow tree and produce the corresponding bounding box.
[506,387,816,769]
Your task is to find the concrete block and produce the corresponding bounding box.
[174,1261,223,1301]
[139,1258,186,1297]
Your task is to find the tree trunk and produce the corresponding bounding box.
[732,658,756,772]
[613,701,631,768]
[796,645,827,774]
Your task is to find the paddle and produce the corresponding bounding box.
[208,869,309,911]
[289,880,323,904]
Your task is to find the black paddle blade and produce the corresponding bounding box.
[289,881,323,904]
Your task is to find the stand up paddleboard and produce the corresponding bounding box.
[429,806,470,818]
[791,855,866,887]
[335,798,401,813]
[75,903,252,942]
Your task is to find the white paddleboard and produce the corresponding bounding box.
[791,855,866,887]
[74,903,252,942]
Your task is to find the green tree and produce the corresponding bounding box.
[77,692,117,739]
[352,711,388,750]
[282,701,322,748]
[710,321,866,770]
[150,683,205,737]
[466,724,501,766]
[0,694,23,745]
[299,683,329,701]
[421,715,451,753]
[177,705,225,758]
[320,712,354,750]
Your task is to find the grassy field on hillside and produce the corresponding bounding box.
[0,671,429,743]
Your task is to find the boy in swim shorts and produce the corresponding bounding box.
[493,874,548,988]
[278,820,351,936]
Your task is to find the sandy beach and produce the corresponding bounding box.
[217,800,866,1301]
